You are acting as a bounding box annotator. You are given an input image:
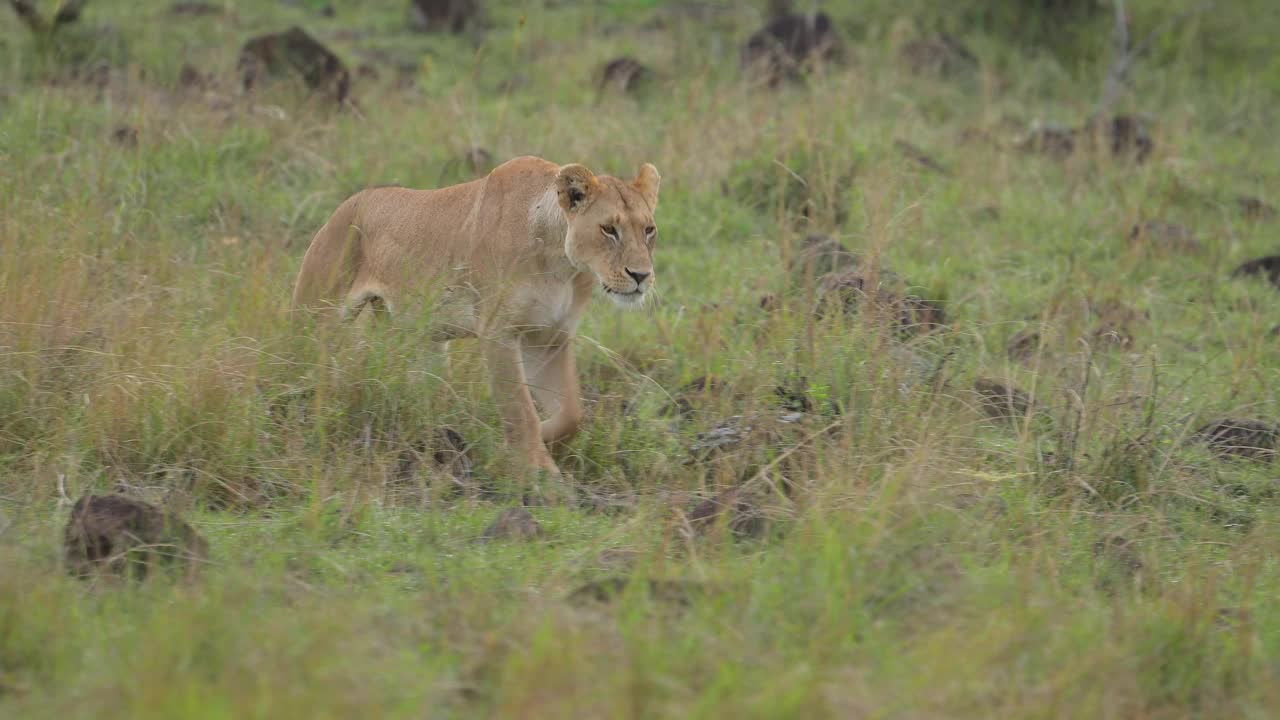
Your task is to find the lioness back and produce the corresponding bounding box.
[291,156,561,320]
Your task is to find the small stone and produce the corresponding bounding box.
[898,33,976,78]
[658,375,730,420]
[1087,299,1146,350]
[894,139,951,175]
[568,576,708,606]
[1020,124,1077,159]
[178,62,209,90]
[688,486,769,539]
[480,507,543,541]
[788,234,865,285]
[1128,220,1201,254]
[1237,195,1276,222]
[973,378,1033,422]
[597,57,651,96]
[971,205,1000,223]
[111,125,138,148]
[1006,327,1044,362]
[690,417,749,455]
[393,426,475,498]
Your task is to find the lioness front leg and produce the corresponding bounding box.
[522,336,584,446]
[481,335,560,476]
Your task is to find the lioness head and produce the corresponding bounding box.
[555,162,660,308]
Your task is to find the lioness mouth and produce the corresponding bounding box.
[603,285,645,304]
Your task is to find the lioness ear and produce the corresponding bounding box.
[633,163,660,210]
[556,164,599,214]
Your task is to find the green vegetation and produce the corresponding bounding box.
[2,0,1279,717]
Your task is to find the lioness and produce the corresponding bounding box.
[292,156,660,478]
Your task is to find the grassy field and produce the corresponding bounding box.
[2,0,1280,717]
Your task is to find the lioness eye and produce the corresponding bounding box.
[644,226,656,236]
[601,225,618,239]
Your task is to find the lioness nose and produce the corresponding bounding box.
[625,268,651,285]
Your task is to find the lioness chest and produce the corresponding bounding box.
[507,271,594,342]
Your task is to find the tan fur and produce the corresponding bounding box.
[292,156,660,476]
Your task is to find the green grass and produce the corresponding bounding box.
[3,0,1280,717]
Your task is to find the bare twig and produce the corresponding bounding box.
[57,471,75,506]
[1094,0,1214,120]
[1096,0,1130,115]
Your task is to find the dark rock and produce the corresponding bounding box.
[238,26,351,104]
[971,205,1000,222]
[773,376,814,413]
[687,411,811,472]
[597,57,651,97]
[1192,418,1278,463]
[788,234,865,285]
[1093,533,1143,582]
[1024,116,1152,162]
[688,486,769,539]
[659,375,731,420]
[893,139,951,175]
[111,125,138,148]
[431,426,473,480]
[178,62,210,90]
[1214,606,1253,630]
[591,548,640,572]
[170,1,224,16]
[568,576,710,606]
[898,33,976,78]
[393,426,474,495]
[690,416,750,456]
[740,11,841,87]
[1238,195,1276,222]
[1007,328,1044,362]
[63,495,208,580]
[1084,114,1153,163]
[1128,220,1201,254]
[408,0,480,34]
[280,0,334,15]
[1232,255,1280,290]
[1020,124,1077,159]
[1087,300,1145,350]
[816,270,947,337]
[480,506,543,541]
[973,378,1033,422]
